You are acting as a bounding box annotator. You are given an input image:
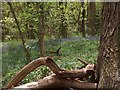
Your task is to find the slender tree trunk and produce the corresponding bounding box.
[37,3,45,57]
[0,9,1,41]
[0,5,2,41]
[96,2,120,89]
[81,2,86,37]
[59,2,68,38]
[7,2,31,62]
[76,3,82,34]
[87,2,96,36]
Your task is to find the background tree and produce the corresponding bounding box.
[0,3,2,41]
[76,3,81,35]
[96,2,120,89]
[2,2,102,41]
[87,2,96,36]
[59,2,68,38]
[7,2,31,62]
[95,2,103,35]
[36,2,46,57]
[81,2,86,37]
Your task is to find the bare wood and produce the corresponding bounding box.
[6,57,95,89]
[14,75,97,89]
[58,69,86,79]
[58,64,95,79]
[5,57,61,88]
[7,2,31,62]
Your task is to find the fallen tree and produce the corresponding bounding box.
[5,57,97,90]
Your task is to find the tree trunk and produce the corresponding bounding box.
[81,2,86,37]
[0,6,2,41]
[7,2,31,62]
[76,3,82,34]
[59,2,68,38]
[96,2,120,89]
[87,2,96,36]
[38,3,45,57]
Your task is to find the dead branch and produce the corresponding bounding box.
[58,64,94,79]
[50,47,61,56]
[5,57,61,88]
[5,57,95,89]
[77,58,89,66]
[14,75,97,90]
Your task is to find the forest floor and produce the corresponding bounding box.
[1,36,99,88]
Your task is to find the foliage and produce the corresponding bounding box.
[2,2,102,41]
[2,39,99,87]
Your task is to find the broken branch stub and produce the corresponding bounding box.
[77,58,89,66]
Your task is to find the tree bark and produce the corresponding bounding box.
[76,3,82,34]
[14,75,96,89]
[87,2,96,36]
[96,2,120,89]
[7,2,31,62]
[37,3,45,57]
[81,2,86,37]
[59,2,68,38]
[0,5,2,41]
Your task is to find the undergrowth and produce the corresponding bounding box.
[2,38,99,87]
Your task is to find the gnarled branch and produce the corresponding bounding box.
[5,57,95,89]
[5,57,61,88]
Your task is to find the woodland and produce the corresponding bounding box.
[1,1,120,90]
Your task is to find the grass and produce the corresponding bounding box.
[2,38,99,88]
